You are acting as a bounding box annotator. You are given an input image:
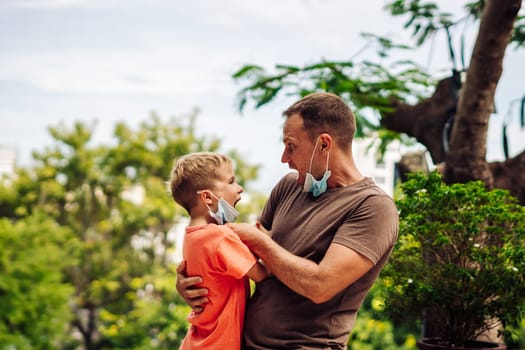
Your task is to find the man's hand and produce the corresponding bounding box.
[226,222,265,248]
[176,261,209,313]
[255,221,271,236]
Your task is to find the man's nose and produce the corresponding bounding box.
[281,150,289,163]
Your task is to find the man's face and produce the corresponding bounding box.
[281,113,317,185]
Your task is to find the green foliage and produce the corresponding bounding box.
[385,0,454,45]
[232,31,437,161]
[233,57,433,158]
[0,213,78,349]
[236,191,268,224]
[387,1,525,48]
[511,14,525,48]
[232,0,524,160]
[98,266,190,349]
[381,171,525,347]
[505,316,525,349]
[0,111,261,349]
[349,312,417,350]
[348,283,419,350]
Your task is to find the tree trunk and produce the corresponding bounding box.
[382,0,524,204]
[444,0,521,186]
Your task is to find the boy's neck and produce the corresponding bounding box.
[189,215,213,227]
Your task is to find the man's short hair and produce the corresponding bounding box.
[283,92,356,148]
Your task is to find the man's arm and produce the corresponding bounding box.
[175,261,209,313]
[176,253,268,311]
[227,223,374,304]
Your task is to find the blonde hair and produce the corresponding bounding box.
[169,152,232,212]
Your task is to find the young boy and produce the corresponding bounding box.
[170,152,268,350]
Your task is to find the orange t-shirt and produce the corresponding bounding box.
[179,224,258,350]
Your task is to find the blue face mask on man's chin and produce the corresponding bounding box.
[302,137,331,197]
[303,169,331,197]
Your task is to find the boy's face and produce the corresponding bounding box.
[210,162,243,208]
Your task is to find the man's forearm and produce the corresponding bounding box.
[227,223,372,303]
[249,234,330,303]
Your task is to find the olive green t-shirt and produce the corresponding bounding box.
[243,174,399,350]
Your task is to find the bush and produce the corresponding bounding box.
[380,172,525,347]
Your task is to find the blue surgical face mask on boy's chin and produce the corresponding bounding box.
[303,138,331,197]
[200,191,239,225]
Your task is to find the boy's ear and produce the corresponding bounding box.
[197,190,213,204]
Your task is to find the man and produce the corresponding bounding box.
[177,92,399,349]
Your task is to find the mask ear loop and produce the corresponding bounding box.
[196,190,219,200]
[196,190,218,211]
[308,137,321,173]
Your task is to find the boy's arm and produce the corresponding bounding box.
[247,222,271,282]
[246,260,269,282]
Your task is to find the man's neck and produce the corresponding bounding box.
[327,159,364,188]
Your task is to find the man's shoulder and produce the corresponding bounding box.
[270,172,300,193]
[356,177,394,201]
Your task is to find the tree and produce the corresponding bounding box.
[0,111,261,349]
[233,0,525,203]
[0,213,77,349]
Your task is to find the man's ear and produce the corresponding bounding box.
[319,133,332,150]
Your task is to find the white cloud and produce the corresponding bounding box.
[4,0,119,9]
[0,0,523,193]
[0,44,244,95]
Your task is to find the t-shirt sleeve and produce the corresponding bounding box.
[213,226,258,279]
[332,194,399,265]
[259,173,297,231]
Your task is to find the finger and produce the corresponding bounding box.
[256,221,270,235]
[176,260,186,275]
[178,276,203,289]
[193,306,204,314]
[188,295,209,308]
[185,286,208,299]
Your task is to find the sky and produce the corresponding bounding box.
[1,0,524,193]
